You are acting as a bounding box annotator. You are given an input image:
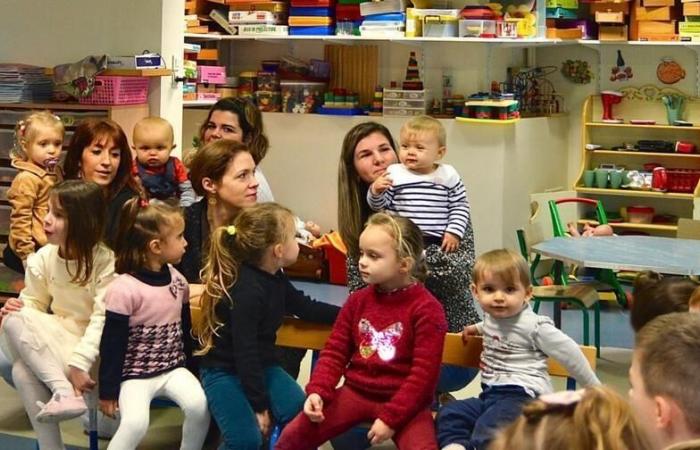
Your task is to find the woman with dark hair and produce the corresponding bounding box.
[62,118,143,248]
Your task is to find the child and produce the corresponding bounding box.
[436,249,600,450]
[98,197,209,449]
[276,213,448,450]
[131,117,195,207]
[630,271,698,332]
[566,222,614,238]
[0,180,115,450]
[4,111,64,273]
[366,115,480,341]
[195,202,339,450]
[630,312,700,450]
[489,385,652,450]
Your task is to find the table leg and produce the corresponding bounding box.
[553,261,563,329]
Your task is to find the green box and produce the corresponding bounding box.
[546,0,578,9]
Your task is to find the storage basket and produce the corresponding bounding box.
[78,76,149,105]
[667,168,700,193]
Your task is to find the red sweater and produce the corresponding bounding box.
[306,283,447,429]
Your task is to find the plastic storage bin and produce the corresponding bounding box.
[667,168,700,193]
[459,19,496,37]
[423,15,458,37]
[383,107,427,116]
[79,76,149,105]
[280,81,326,113]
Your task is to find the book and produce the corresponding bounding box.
[210,8,238,35]
[187,25,210,33]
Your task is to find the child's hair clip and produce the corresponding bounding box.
[226,225,237,236]
[539,389,584,406]
[139,198,149,208]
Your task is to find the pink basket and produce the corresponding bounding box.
[79,76,149,105]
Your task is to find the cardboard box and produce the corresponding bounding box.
[197,66,227,84]
[638,32,679,38]
[595,10,625,22]
[684,2,700,15]
[642,0,673,7]
[197,48,219,61]
[546,27,584,38]
[638,20,676,33]
[636,5,673,19]
[599,24,628,39]
[590,1,630,13]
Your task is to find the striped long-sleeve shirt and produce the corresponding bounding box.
[367,163,471,239]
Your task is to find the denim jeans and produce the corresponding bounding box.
[437,364,479,393]
[201,365,305,450]
[437,384,534,450]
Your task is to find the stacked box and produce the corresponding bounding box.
[591,0,629,40]
[382,89,430,116]
[360,0,406,36]
[630,0,677,40]
[289,0,336,34]
[682,0,700,39]
[546,0,582,38]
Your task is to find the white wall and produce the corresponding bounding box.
[0,0,184,150]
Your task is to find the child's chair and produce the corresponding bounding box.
[548,198,627,307]
[517,223,601,357]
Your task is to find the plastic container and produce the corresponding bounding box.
[289,25,336,35]
[78,76,149,105]
[423,15,458,37]
[667,168,700,193]
[255,91,282,112]
[383,88,427,100]
[280,80,326,113]
[238,71,258,95]
[627,206,655,224]
[459,19,496,37]
[257,71,280,91]
[383,98,427,109]
[383,106,426,116]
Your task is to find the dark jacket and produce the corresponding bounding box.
[178,198,209,283]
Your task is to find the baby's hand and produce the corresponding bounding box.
[441,233,460,253]
[367,418,394,445]
[566,222,581,237]
[370,173,393,195]
[304,393,325,423]
[99,399,119,419]
[304,221,322,238]
[462,325,480,342]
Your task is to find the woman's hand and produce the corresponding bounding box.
[99,399,119,419]
[303,393,325,422]
[0,297,23,324]
[256,409,271,437]
[370,173,393,195]
[68,366,96,395]
[441,233,460,253]
[367,418,394,445]
[462,325,480,342]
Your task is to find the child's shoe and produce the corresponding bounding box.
[35,392,87,423]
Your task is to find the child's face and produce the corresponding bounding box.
[278,218,300,268]
[471,270,532,319]
[399,129,445,174]
[358,225,409,291]
[134,125,174,168]
[23,125,62,170]
[157,217,187,265]
[43,196,67,249]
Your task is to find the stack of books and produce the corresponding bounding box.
[0,64,53,103]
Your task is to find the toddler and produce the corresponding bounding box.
[196,202,338,450]
[131,117,195,206]
[436,249,600,450]
[5,111,64,273]
[630,271,699,332]
[489,386,652,450]
[566,222,614,237]
[98,197,209,449]
[276,213,447,450]
[0,180,115,450]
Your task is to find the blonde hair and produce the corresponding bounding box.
[196,202,295,355]
[473,248,531,289]
[489,386,652,450]
[133,116,174,145]
[114,197,183,274]
[635,312,700,433]
[12,110,64,160]
[401,115,446,147]
[364,213,427,282]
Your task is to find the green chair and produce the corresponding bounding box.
[517,223,601,357]
[548,197,627,307]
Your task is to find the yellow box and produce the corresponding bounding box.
[599,24,628,39]
[595,10,625,22]
[635,6,673,20]
[642,0,674,7]
[590,1,630,13]
[638,20,676,34]
[684,2,700,15]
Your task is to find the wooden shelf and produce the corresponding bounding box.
[44,68,171,77]
[455,117,519,124]
[585,122,700,130]
[591,149,700,159]
[576,187,694,199]
[578,219,678,232]
[183,99,218,107]
[0,102,142,111]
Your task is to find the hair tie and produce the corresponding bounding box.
[139,198,149,208]
[226,225,237,236]
[539,389,584,406]
[17,121,26,137]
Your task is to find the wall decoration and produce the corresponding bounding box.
[561,59,592,84]
[610,50,633,82]
[657,58,685,85]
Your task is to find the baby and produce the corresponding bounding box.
[566,222,614,237]
[131,117,195,206]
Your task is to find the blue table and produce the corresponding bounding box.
[532,236,700,276]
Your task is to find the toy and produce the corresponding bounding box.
[402,51,423,90]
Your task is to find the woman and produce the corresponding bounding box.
[63,118,143,248]
[336,122,479,444]
[179,139,259,284]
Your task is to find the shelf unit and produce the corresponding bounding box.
[574,91,700,235]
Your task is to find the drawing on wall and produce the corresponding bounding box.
[610,50,633,82]
[657,58,685,85]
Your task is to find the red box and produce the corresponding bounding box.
[324,246,347,285]
[197,65,227,84]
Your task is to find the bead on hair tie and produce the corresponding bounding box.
[226,225,237,236]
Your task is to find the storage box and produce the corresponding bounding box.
[423,15,459,36]
[547,0,578,8]
[383,88,428,100]
[599,24,628,39]
[405,8,460,36]
[459,19,497,37]
[360,0,406,16]
[637,20,676,34]
[198,66,227,84]
[684,2,700,15]
[546,27,584,38]
[255,91,282,112]
[383,106,426,116]
[595,11,625,22]
[590,1,630,14]
[642,0,673,7]
[636,5,672,20]
[79,76,149,105]
[280,80,326,113]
